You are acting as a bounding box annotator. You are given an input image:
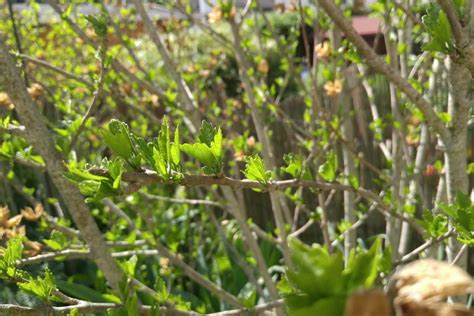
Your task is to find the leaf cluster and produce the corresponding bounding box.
[279,238,388,316]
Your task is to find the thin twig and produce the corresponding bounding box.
[7,0,28,86]
[69,32,109,149]
[450,244,468,266]
[396,229,454,265]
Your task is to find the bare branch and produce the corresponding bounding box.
[89,168,424,233]
[395,229,454,265]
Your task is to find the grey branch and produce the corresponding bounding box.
[0,38,124,291]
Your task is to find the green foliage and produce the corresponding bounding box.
[242,154,272,184]
[102,120,141,169]
[56,280,112,303]
[181,121,223,175]
[0,237,24,280]
[281,153,312,180]
[120,255,138,277]
[43,230,70,251]
[153,118,182,180]
[19,269,57,302]
[318,151,338,181]
[84,11,108,38]
[1,2,473,314]
[453,0,466,18]
[280,238,384,316]
[422,4,454,53]
[439,192,474,245]
[417,209,448,238]
[65,159,120,201]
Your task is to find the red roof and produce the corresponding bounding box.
[352,16,381,36]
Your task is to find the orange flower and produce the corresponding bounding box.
[257,59,269,74]
[0,92,14,111]
[27,83,44,100]
[208,6,223,23]
[234,150,245,161]
[406,134,420,146]
[407,115,421,127]
[199,69,211,78]
[150,94,160,107]
[228,6,237,18]
[315,41,332,59]
[424,164,437,177]
[232,99,242,109]
[159,257,170,270]
[246,136,256,147]
[324,80,343,96]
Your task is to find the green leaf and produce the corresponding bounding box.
[181,143,219,174]
[242,155,271,184]
[467,163,474,174]
[239,287,257,309]
[43,230,70,251]
[210,127,223,164]
[66,163,109,182]
[84,12,108,38]
[422,4,454,53]
[344,238,382,291]
[120,255,138,277]
[439,193,474,244]
[109,158,124,189]
[453,0,466,18]
[417,209,448,238]
[125,294,138,316]
[56,280,110,303]
[78,180,101,196]
[199,120,217,146]
[0,237,24,279]
[154,277,169,302]
[19,269,56,302]
[158,117,171,170]
[102,120,139,168]
[348,175,359,189]
[153,147,167,178]
[134,136,155,168]
[286,239,344,299]
[318,151,338,181]
[171,125,181,166]
[282,153,303,178]
[288,297,346,316]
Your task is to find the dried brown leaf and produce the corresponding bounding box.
[394,259,473,303]
[6,215,23,228]
[21,204,44,221]
[23,240,43,257]
[0,206,9,226]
